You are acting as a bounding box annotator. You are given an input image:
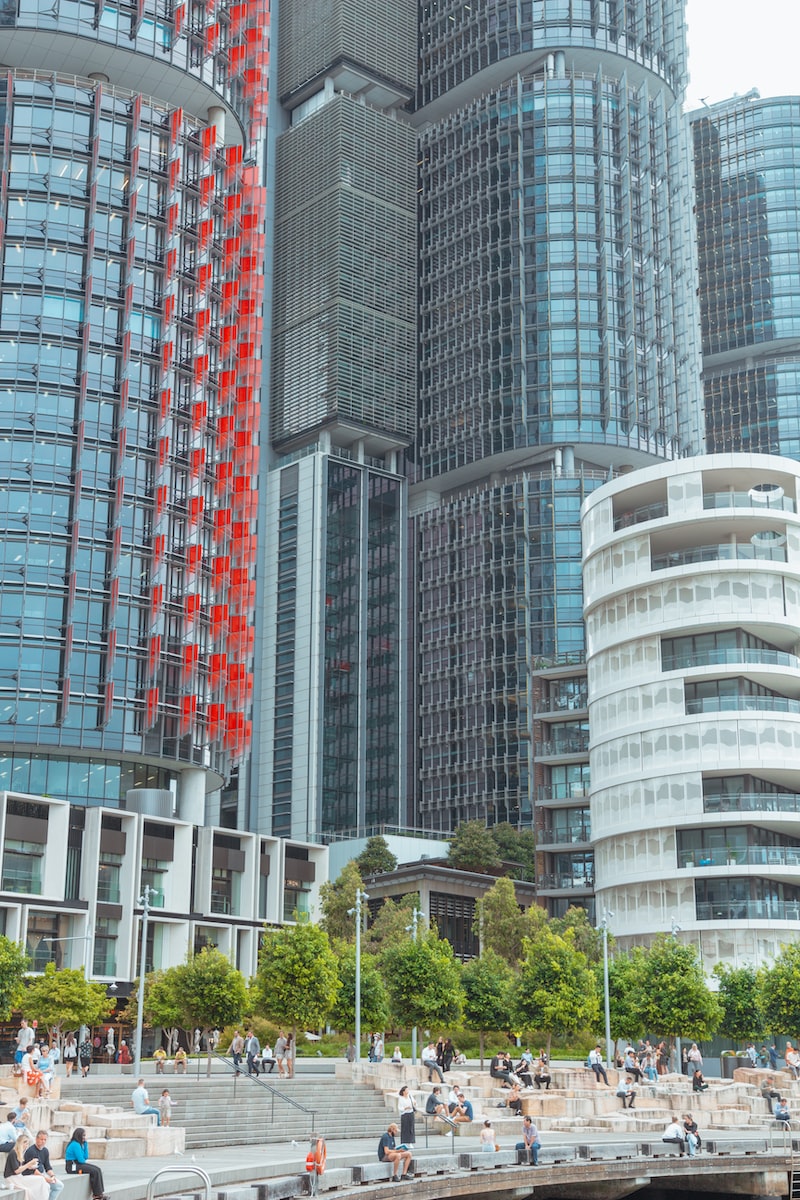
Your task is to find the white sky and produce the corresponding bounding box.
[684,0,799,110]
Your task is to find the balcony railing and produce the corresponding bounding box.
[538,873,594,891]
[703,490,796,513]
[536,735,591,757]
[614,500,668,530]
[704,791,800,814]
[539,825,592,847]
[1,868,42,894]
[653,542,787,570]
[680,846,800,869]
[533,694,588,715]
[687,695,800,716]
[664,647,800,672]
[96,883,121,904]
[696,900,800,922]
[537,784,590,803]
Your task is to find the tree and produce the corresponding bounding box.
[462,949,515,1066]
[511,926,600,1057]
[24,964,114,1047]
[363,895,420,957]
[758,943,800,1037]
[125,970,184,1054]
[319,861,365,943]
[489,823,537,881]
[355,836,397,878]
[447,821,501,873]
[330,942,390,1050]
[715,963,762,1043]
[637,935,721,1042]
[169,948,248,1075]
[0,937,29,1019]
[552,906,604,965]
[381,929,464,1029]
[606,948,648,1052]
[476,876,545,966]
[254,922,341,1033]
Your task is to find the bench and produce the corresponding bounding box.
[703,1138,768,1156]
[458,1150,518,1170]
[351,1163,396,1185]
[249,1179,309,1200]
[639,1140,685,1157]
[409,1154,458,1176]
[577,1142,638,1162]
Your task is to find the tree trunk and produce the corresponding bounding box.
[479,1031,485,1069]
[205,1029,213,1077]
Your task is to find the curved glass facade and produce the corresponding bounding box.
[0,0,267,809]
[413,0,702,841]
[693,95,800,457]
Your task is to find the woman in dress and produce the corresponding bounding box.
[4,1134,49,1200]
[63,1034,78,1078]
[64,1128,108,1200]
[78,1038,93,1078]
[397,1085,416,1147]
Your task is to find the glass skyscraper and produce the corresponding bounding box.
[412,0,703,905]
[692,92,800,458]
[0,0,267,820]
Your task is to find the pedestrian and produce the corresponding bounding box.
[23,1131,63,1200]
[64,1129,108,1200]
[397,1085,417,1147]
[158,1090,176,1127]
[118,1041,132,1066]
[4,1134,49,1200]
[589,1045,609,1086]
[274,1031,288,1078]
[63,1035,77,1078]
[768,1043,779,1071]
[441,1038,456,1072]
[131,1078,161,1125]
[229,1030,244,1074]
[285,1033,295,1078]
[377,1123,411,1180]
[373,1034,384,1063]
[662,1115,685,1153]
[245,1029,261,1076]
[479,1119,497,1153]
[516,1114,540,1165]
[78,1038,93,1078]
[14,1020,33,1066]
[616,1076,636,1109]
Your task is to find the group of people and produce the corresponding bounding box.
[489,1048,550,1092]
[377,1111,542,1178]
[662,1113,702,1156]
[228,1029,294,1078]
[3,1128,108,1200]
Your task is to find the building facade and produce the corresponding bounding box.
[0,0,268,821]
[584,454,800,969]
[692,92,800,458]
[410,0,704,903]
[250,0,417,839]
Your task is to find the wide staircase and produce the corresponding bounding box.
[59,1070,390,1149]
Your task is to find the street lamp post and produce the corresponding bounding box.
[405,908,422,1065]
[599,908,614,1072]
[347,887,368,1063]
[133,884,154,1077]
[671,916,683,1073]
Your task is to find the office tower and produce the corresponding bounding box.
[412,0,704,909]
[251,0,417,839]
[584,454,800,969]
[692,92,800,457]
[0,13,267,815]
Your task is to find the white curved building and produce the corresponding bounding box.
[582,454,800,970]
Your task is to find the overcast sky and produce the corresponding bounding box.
[684,0,798,110]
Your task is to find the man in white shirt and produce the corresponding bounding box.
[662,1116,685,1152]
[421,1043,444,1083]
[131,1078,161,1125]
[0,1112,18,1151]
[448,1087,473,1122]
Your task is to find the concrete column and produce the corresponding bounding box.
[179,768,207,825]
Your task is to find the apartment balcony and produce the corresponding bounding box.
[536,784,590,805]
[680,846,800,869]
[687,695,800,716]
[696,900,800,922]
[703,489,795,514]
[537,823,592,850]
[538,873,594,892]
[613,500,668,530]
[533,695,588,716]
[535,734,591,759]
[653,540,787,570]
[703,791,800,815]
[664,647,800,672]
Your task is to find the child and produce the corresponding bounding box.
[158,1089,176,1127]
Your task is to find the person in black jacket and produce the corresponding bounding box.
[23,1131,63,1200]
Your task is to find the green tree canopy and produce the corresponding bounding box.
[715,963,762,1043]
[0,937,29,1019]
[488,823,537,882]
[552,906,604,965]
[354,836,397,878]
[461,949,515,1066]
[319,861,365,943]
[363,895,420,957]
[476,876,545,966]
[606,947,647,1047]
[447,821,501,873]
[125,970,185,1054]
[512,926,600,1055]
[24,963,114,1044]
[381,929,464,1029]
[169,948,248,1073]
[758,943,800,1037]
[330,942,390,1040]
[637,935,721,1041]
[254,921,341,1032]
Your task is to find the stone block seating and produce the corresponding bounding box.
[343,1059,800,1142]
[0,1073,185,1163]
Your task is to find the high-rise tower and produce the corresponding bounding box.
[412,0,703,904]
[692,92,800,457]
[0,0,268,819]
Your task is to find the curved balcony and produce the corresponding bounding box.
[664,647,800,672]
[679,847,800,869]
[703,791,800,815]
[653,541,787,570]
[703,490,796,514]
[614,500,668,530]
[696,900,800,922]
[686,695,800,716]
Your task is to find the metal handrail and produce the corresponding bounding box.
[146,1164,211,1200]
[208,1050,316,1130]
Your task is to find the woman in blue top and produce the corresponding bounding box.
[64,1128,108,1200]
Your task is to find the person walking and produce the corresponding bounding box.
[62,1035,77,1078]
[377,1124,412,1180]
[397,1085,417,1147]
[64,1129,108,1200]
[516,1115,541,1165]
[245,1030,261,1076]
[78,1039,93,1078]
[274,1032,288,1079]
[229,1030,244,1075]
